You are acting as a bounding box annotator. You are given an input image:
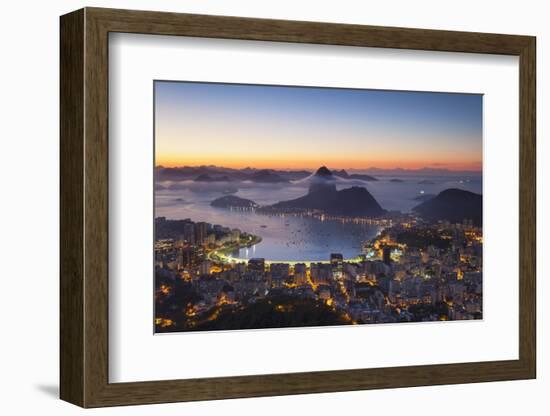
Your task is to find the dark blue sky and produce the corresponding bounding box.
[155,81,482,170]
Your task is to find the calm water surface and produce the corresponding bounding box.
[155,175,482,261]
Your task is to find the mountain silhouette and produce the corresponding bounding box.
[413,188,482,226]
[332,169,378,182]
[314,166,333,177]
[211,195,258,209]
[249,170,288,183]
[194,174,232,182]
[271,185,385,217]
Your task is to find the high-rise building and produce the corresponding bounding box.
[270,263,290,278]
[195,222,208,245]
[182,246,195,268]
[330,253,344,280]
[230,229,240,243]
[248,258,265,274]
[311,263,330,285]
[183,222,195,244]
[206,233,216,245]
[294,263,307,285]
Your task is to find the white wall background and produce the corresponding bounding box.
[0,0,545,414]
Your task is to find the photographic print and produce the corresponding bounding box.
[154,81,483,333]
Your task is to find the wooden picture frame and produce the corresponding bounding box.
[60,7,536,408]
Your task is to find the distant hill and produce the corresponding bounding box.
[277,170,311,181]
[211,195,258,209]
[305,166,337,193]
[348,173,378,182]
[332,169,349,178]
[332,169,378,181]
[412,194,436,202]
[271,184,385,217]
[308,166,378,184]
[248,170,288,183]
[290,166,337,194]
[156,166,246,181]
[270,166,384,217]
[389,178,404,183]
[194,174,232,182]
[413,188,482,226]
[156,165,383,183]
[359,167,482,177]
[314,166,333,178]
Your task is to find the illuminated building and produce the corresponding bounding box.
[195,221,208,245]
[248,258,265,274]
[206,233,216,245]
[270,263,290,279]
[199,260,212,275]
[293,263,307,285]
[330,253,344,280]
[183,222,195,244]
[177,246,196,269]
[311,263,330,285]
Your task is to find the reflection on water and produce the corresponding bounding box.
[155,175,482,262]
[233,215,379,261]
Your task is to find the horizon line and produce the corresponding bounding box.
[154,164,482,173]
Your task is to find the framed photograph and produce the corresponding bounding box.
[60,7,536,408]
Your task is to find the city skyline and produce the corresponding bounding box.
[154,81,482,171]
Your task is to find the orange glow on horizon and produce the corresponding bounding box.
[155,156,482,172]
[154,81,482,175]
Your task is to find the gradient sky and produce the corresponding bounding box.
[154,81,482,171]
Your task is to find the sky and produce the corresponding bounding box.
[154,81,482,171]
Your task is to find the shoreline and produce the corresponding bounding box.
[214,252,368,266]
[200,215,387,266]
[208,231,373,266]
